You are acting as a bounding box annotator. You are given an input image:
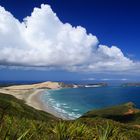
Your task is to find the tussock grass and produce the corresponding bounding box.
[0,93,140,140]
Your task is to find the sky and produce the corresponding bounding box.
[0,0,140,81]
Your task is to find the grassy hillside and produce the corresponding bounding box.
[80,102,140,125]
[0,93,140,140]
[0,93,57,121]
[0,93,58,139]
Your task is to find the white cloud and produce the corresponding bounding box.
[101,78,128,81]
[0,4,140,73]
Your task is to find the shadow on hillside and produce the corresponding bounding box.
[0,93,58,122]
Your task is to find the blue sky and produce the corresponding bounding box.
[0,0,140,81]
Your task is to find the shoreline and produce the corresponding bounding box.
[26,89,69,119]
[0,81,69,119]
[0,88,69,120]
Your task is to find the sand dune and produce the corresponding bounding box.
[3,81,61,90]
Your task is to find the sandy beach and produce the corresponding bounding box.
[26,89,65,119]
[0,81,66,119]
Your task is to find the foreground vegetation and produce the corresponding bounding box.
[0,93,140,140]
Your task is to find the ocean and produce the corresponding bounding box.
[41,86,140,119]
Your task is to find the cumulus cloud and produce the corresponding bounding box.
[0,4,139,73]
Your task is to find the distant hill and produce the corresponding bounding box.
[1,81,108,90]
[122,83,140,87]
[80,102,140,125]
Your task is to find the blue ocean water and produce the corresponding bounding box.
[41,86,140,119]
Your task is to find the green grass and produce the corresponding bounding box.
[81,102,140,124]
[0,93,57,121]
[0,93,140,140]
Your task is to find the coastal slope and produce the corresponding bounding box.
[80,102,140,125]
[0,93,140,139]
[0,81,65,118]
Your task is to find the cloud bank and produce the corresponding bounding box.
[0,4,139,73]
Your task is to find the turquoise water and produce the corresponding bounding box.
[41,86,140,119]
